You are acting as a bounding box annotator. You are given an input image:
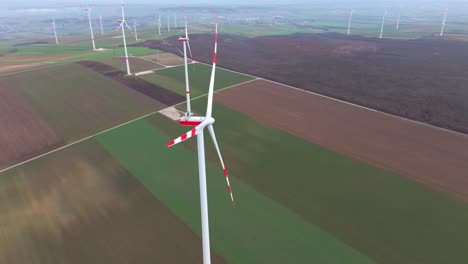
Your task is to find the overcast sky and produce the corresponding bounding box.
[4,0,466,8]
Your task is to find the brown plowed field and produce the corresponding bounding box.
[76,60,184,105]
[0,87,63,170]
[215,79,468,200]
[138,33,468,134]
[0,140,226,264]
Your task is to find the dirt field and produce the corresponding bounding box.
[142,33,468,134]
[77,60,184,106]
[0,140,226,264]
[0,87,63,170]
[140,52,190,66]
[215,79,468,200]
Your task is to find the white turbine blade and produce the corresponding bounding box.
[181,38,192,116]
[205,21,218,118]
[207,125,235,206]
[187,40,193,58]
[124,22,136,37]
[167,121,208,147]
[185,19,193,58]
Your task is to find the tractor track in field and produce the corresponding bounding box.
[76,60,185,106]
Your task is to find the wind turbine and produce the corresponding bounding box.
[440,8,448,37]
[85,5,96,50]
[178,17,194,117]
[52,19,59,45]
[116,0,134,75]
[167,15,171,32]
[133,18,139,41]
[347,9,354,35]
[396,6,401,30]
[175,14,178,28]
[158,15,161,35]
[167,22,235,264]
[380,9,387,39]
[99,15,104,35]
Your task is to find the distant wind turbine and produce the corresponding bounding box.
[168,21,235,264]
[158,15,161,35]
[84,5,96,50]
[440,8,448,37]
[175,14,178,28]
[167,15,170,32]
[115,0,135,75]
[179,16,193,116]
[396,6,401,30]
[99,15,104,35]
[347,9,354,35]
[133,18,139,41]
[52,19,59,45]
[380,10,387,39]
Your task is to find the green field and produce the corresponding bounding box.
[60,47,157,63]
[141,63,255,97]
[0,63,161,142]
[96,118,374,264]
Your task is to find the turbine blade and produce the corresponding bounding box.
[115,21,124,31]
[187,40,193,58]
[207,125,235,206]
[124,22,136,36]
[167,121,207,147]
[185,19,193,58]
[205,20,218,118]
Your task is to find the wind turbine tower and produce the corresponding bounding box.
[158,15,161,35]
[52,20,59,45]
[440,8,448,37]
[168,21,235,264]
[179,17,193,117]
[85,6,97,50]
[133,18,139,41]
[175,14,178,28]
[116,0,133,75]
[347,9,354,35]
[380,10,387,39]
[167,15,171,32]
[99,15,104,35]
[396,7,401,30]
[85,5,96,50]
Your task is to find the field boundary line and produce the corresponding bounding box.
[195,61,468,138]
[0,78,258,174]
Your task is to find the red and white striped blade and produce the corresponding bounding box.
[167,121,207,147]
[115,21,124,31]
[207,125,235,206]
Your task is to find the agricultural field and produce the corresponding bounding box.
[97,57,164,73]
[1,2,468,263]
[0,63,161,143]
[148,32,468,134]
[214,79,468,200]
[140,52,188,67]
[0,140,223,264]
[140,63,254,97]
[76,60,184,106]
[0,86,63,169]
[96,117,375,264]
